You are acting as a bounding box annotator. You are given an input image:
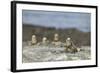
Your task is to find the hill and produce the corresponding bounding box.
[23,24,91,47]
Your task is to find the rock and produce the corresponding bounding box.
[22,42,91,63]
[71,57,80,60]
[55,54,68,61]
[31,35,37,45]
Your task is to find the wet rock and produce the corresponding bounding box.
[22,43,91,63]
[71,57,80,60]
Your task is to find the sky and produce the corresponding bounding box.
[22,10,91,32]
